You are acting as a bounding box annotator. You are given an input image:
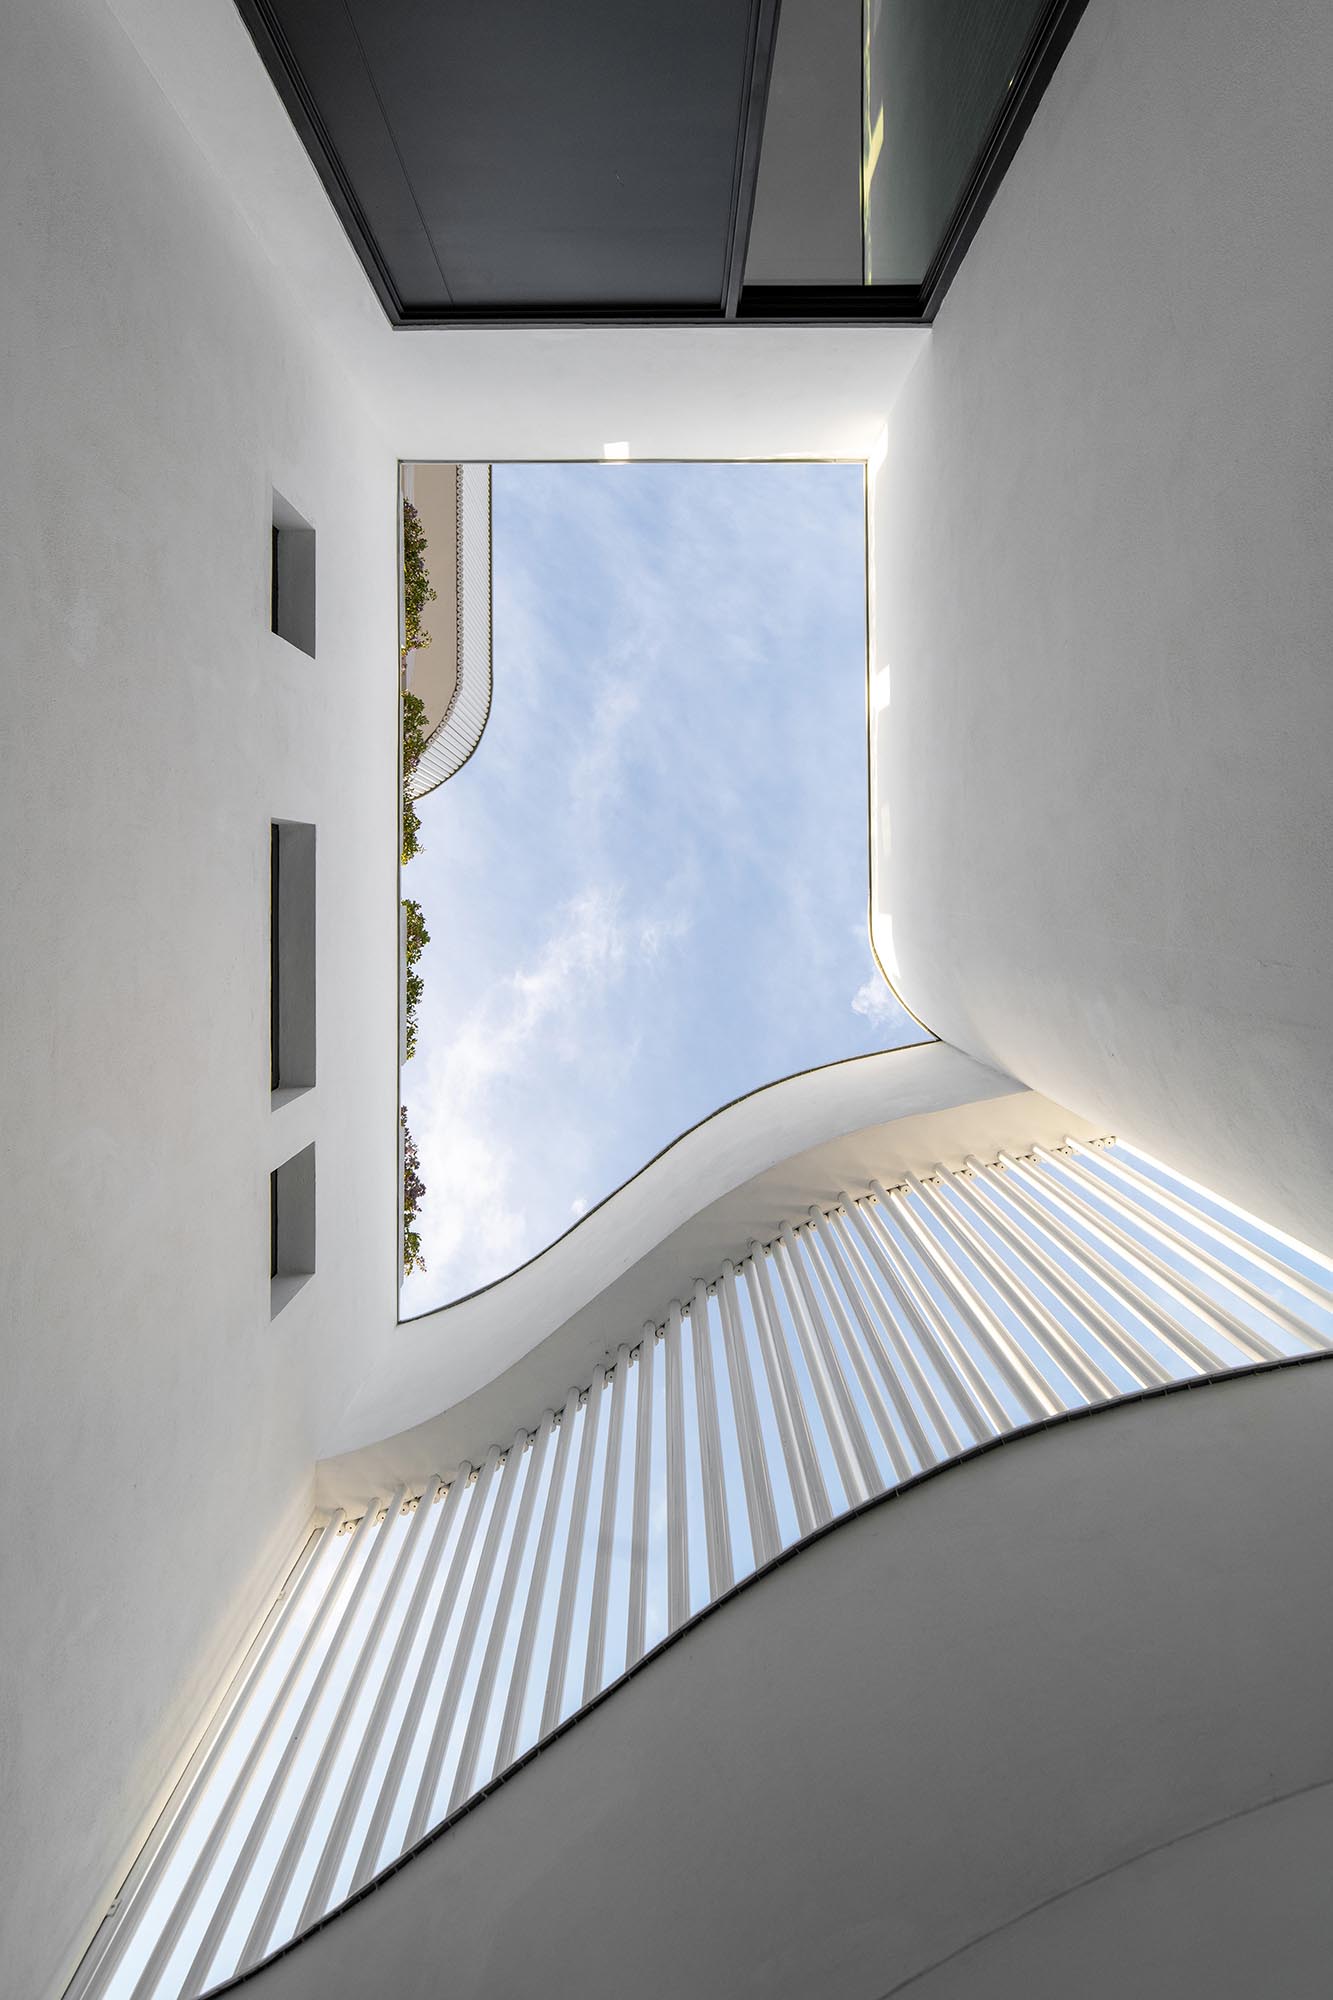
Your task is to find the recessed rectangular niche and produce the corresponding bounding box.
[270,490,316,657]
[271,1142,315,1316]
[270,820,316,1101]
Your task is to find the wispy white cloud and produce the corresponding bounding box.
[568,673,644,822]
[401,461,915,1309]
[851,973,901,1026]
[405,886,689,1301]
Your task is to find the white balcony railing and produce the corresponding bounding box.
[408,463,492,797]
[72,1139,1333,2000]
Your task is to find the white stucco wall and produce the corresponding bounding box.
[870,0,1333,1253]
[319,1049,1101,1497]
[104,0,929,463]
[15,0,1330,1989]
[0,10,934,1987]
[0,4,398,1995]
[211,1358,1333,2000]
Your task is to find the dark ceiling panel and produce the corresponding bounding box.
[265,0,447,303]
[245,0,758,313]
[233,0,1090,325]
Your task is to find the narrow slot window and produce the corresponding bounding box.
[270,823,281,1092]
[269,820,315,1100]
[271,1143,315,1316]
[270,490,316,656]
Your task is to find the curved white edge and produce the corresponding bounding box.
[220,1358,1333,2000]
[105,0,929,461]
[324,1044,998,1464]
[862,0,1333,1267]
[317,1044,1099,1493]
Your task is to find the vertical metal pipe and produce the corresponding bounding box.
[1059,1143,1323,1349]
[746,1246,831,1532]
[406,1443,525,1845]
[298,1479,454,1928]
[957,1162,1170,1388]
[115,1129,1331,2000]
[879,1180,1057,1422]
[718,1262,781,1567]
[583,1351,629,1703]
[1116,1140,1333,1305]
[784,1222,886,1496]
[1028,1146,1282,1364]
[539,1367,604,1736]
[849,1196,1002,1439]
[690,1283,735,1596]
[492,1399,575,1778]
[663,1304,691,1631]
[913,1171,1115,1404]
[350,1457,488,1893]
[816,1203,938,1467]
[241,1488,417,1966]
[82,1516,338,2000]
[896,1172,1064,1417]
[174,1498,395,1998]
[829,1202,964,1455]
[625,1326,656,1667]
[985,1157,1224,1375]
[774,1225,875,1504]
[802,1210,914,1480]
[448,1422,551,1814]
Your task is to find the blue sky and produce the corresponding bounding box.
[401,460,926,1313]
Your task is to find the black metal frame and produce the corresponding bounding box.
[233,0,1088,330]
[741,0,1092,322]
[722,0,783,317]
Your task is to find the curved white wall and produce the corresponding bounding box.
[0,4,398,1995]
[870,0,1333,1255]
[318,1044,1055,1475]
[106,0,927,463]
[13,2,1331,1994]
[902,1781,1333,1999]
[216,1358,1333,2000]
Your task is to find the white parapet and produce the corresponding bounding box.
[70,1137,1333,1999]
[407,463,493,797]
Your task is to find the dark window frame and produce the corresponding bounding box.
[269,819,316,1100]
[271,1142,316,1315]
[270,489,316,657]
[232,0,1087,330]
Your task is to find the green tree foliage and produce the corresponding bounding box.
[402,689,427,864]
[400,502,437,1263]
[401,1104,426,1276]
[403,688,428,780]
[402,793,423,867]
[403,897,430,1061]
[404,895,430,963]
[402,498,437,655]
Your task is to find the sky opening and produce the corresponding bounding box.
[401,459,926,1315]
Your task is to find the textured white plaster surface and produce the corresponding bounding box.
[0,4,398,1994]
[319,1052,1100,1497]
[105,0,929,463]
[899,1780,1333,1998]
[0,9,931,1984]
[215,1360,1333,2000]
[323,1046,1008,1464]
[9,0,1332,1990]
[871,0,1333,1253]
